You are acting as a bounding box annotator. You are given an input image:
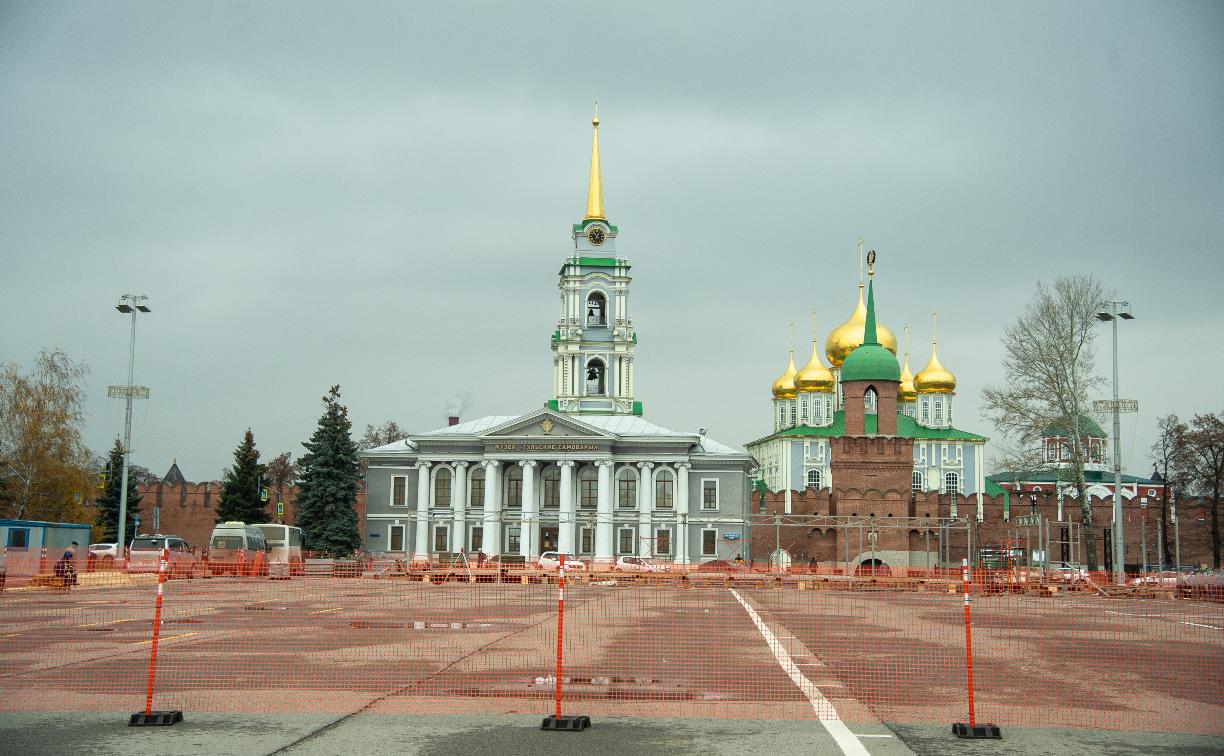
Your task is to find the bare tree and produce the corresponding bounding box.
[981,275,1107,570]
[357,421,407,451]
[0,350,94,522]
[1150,414,1189,567]
[1182,412,1224,569]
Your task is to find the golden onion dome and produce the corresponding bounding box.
[771,353,798,399]
[915,342,956,394]
[825,284,898,367]
[898,352,917,402]
[795,345,835,393]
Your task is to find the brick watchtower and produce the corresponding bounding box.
[829,254,915,569]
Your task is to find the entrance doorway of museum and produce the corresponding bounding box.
[540,526,559,552]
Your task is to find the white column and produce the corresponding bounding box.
[595,460,614,564]
[557,461,576,553]
[519,460,537,560]
[637,462,654,558]
[675,462,691,565]
[452,462,468,553]
[413,461,432,561]
[482,461,502,556]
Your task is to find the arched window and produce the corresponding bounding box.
[578,465,598,509]
[920,398,930,423]
[933,399,943,424]
[789,402,797,427]
[654,468,674,509]
[800,395,809,424]
[503,465,522,509]
[912,470,924,492]
[944,471,960,495]
[617,468,638,509]
[777,404,786,429]
[433,468,452,509]
[541,465,560,509]
[585,358,606,395]
[806,469,821,489]
[469,466,485,508]
[586,291,607,326]
[864,387,878,415]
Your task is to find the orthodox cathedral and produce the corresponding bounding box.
[747,253,994,521]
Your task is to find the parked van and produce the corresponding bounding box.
[255,524,305,576]
[206,522,270,577]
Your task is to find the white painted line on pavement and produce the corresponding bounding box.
[730,588,869,756]
[1182,621,1222,630]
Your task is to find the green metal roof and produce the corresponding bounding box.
[748,410,987,446]
[838,277,900,383]
[1042,415,1107,438]
[988,470,1161,486]
[558,256,627,274]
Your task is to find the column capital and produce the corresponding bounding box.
[519,460,539,469]
[675,462,692,471]
[558,460,577,469]
[636,461,655,471]
[595,459,615,469]
[482,460,502,471]
[416,461,432,470]
[454,461,470,470]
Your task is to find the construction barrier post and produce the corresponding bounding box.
[952,557,999,739]
[541,553,590,732]
[130,547,183,726]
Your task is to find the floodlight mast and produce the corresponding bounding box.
[114,294,149,562]
[1097,301,1133,586]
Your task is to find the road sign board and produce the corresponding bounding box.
[260,487,269,502]
[276,501,284,516]
[1093,399,1138,413]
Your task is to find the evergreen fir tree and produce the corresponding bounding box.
[94,438,141,542]
[215,429,269,524]
[294,386,361,557]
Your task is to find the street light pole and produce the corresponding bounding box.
[111,294,150,564]
[1097,301,1133,586]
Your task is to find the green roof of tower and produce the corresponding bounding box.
[839,274,900,383]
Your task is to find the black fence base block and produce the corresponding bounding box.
[952,722,1001,739]
[541,715,591,731]
[129,711,184,726]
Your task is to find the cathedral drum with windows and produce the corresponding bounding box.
[746,251,1002,573]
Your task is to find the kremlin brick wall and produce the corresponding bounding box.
[135,482,366,551]
[752,488,1218,570]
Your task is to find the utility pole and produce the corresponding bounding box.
[1096,301,1134,585]
[109,294,150,563]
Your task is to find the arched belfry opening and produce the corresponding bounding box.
[585,358,606,395]
[586,292,607,326]
[864,385,879,415]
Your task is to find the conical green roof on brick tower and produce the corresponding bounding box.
[839,267,901,383]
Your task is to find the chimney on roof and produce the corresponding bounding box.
[448,415,459,427]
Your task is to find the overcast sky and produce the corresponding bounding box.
[1,1,1221,483]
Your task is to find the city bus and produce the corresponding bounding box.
[255,524,305,576]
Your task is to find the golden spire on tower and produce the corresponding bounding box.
[584,101,605,220]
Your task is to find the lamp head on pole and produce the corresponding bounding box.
[116,303,133,313]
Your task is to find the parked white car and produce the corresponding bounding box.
[537,552,586,571]
[87,543,118,568]
[613,555,666,573]
[1047,562,1089,583]
[127,535,198,578]
[1129,570,1182,587]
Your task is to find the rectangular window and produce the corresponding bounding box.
[701,479,718,510]
[506,527,521,553]
[618,477,637,508]
[618,527,635,555]
[8,528,29,549]
[433,526,449,553]
[580,478,598,509]
[580,527,595,555]
[655,477,674,509]
[543,476,559,508]
[506,477,522,509]
[470,527,483,552]
[701,529,717,556]
[655,528,671,555]
[391,476,407,506]
[389,524,406,551]
[470,477,484,508]
[434,474,451,508]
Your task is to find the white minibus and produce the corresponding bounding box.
[255,524,305,576]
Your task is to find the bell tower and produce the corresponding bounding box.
[549,107,642,416]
